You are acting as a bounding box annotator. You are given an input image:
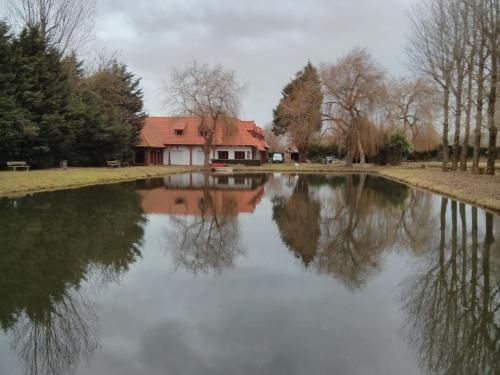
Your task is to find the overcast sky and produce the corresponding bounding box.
[84,0,417,126]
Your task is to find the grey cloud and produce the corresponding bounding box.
[91,0,417,125]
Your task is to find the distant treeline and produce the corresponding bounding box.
[307,141,500,164]
[0,22,146,168]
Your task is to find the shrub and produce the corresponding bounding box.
[376,132,410,166]
[306,142,339,161]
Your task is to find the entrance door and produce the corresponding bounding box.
[170,150,186,165]
[192,149,205,165]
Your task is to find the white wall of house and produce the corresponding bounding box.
[164,146,205,166]
[163,148,170,165]
[165,146,191,166]
[165,145,256,165]
[213,146,253,160]
[191,147,205,165]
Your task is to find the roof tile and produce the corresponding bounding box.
[139,117,269,150]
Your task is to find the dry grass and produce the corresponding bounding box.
[379,167,500,213]
[0,166,197,197]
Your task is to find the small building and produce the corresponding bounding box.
[285,147,300,163]
[135,117,269,166]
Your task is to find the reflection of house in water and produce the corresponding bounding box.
[137,173,267,216]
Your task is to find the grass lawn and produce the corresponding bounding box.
[379,167,500,213]
[0,166,198,197]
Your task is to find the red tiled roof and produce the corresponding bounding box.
[139,117,269,150]
[138,121,165,147]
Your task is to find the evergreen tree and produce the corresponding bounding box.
[272,62,323,161]
[0,22,146,168]
[0,22,31,165]
[13,27,73,167]
[84,61,146,162]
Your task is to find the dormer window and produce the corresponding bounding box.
[174,124,185,135]
[199,130,208,137]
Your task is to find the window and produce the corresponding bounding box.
[235,151,245,160]
[246,151,251,159]
[175,129,183,135]
[199,130,208,136]
[218,151,229,160]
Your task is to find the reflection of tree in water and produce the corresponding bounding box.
[272,174,411,289]
[0,184,145,375]
[167,176,245,275]
[272,176,321,266]
[9,289,98,375]
[315,174,400,289]
[401,198,500,375]
[398,189,439,255]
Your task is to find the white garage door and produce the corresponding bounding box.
[170,150,188,165]
[192,149,205,165]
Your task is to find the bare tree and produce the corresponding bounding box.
[386,77,440,151]
[408,0,498,174]
[484,0,499,175]
[449,0,469,170]
[407,0,455,170]
[320,48,386,166]
[165,61,244,167]
[6,0,96,54]
[264,126,286,152]
[460,0,479,170]
[472,0,488,173]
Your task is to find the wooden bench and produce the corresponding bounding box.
[6,161,30,171]
[106,160,121,168]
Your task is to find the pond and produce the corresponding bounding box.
[0,173,498,375]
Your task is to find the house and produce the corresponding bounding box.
[135,116,269,165]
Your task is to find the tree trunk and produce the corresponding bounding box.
[298,145,307,163]
[452,73,464,171]
[203,148,211,168]
[442,82,451,169]
[486,53,498,175]
[460,54,474,171]
[472,39,486,174]
[345,127,354,167]
[356,128,366,164]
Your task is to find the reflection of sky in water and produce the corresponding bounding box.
[0,173,498,375]
[80,215,418,375]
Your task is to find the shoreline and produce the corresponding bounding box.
[1,164,499,213]
[232,163,500,213]
[0,166,197,198]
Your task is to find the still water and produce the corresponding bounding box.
[0,173,498,375]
